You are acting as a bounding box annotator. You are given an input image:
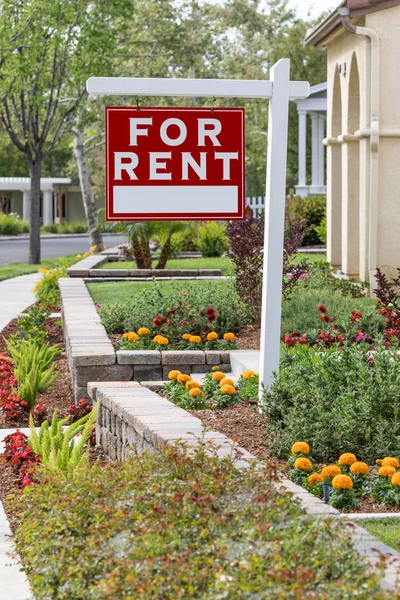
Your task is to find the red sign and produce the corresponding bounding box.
[105,106,245,221]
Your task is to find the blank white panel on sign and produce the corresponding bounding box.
[113,186,238,214]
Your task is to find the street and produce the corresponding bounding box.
[0,234,127,266]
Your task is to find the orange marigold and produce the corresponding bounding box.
[153,335,162,343]
[138,327,150,335]
[321,465,341,479]
[177,374,191,384]
[382,457,400,469]
[378,466,396,477]
[182,333,191,341]
[189,388,202,397]
[223,332,235,341]
[212,371,225,381]
[186,380,201,390]
[338,453,357,466]
[220,384,236,395]
[350,462,369,476]
[207,332,218,341]
[242,370,258,380]
[391,472,400,486]
[308,473,323,486]
[168,370,181,380]
[189,335,201,344]
[294,457,313,472]
[291,442,310,455]
[212,365,220,371]
[332,474,353,490]
[128,332,139,342]
[220,377,234,388]
[376,459,383,465]
[156,336,169,345]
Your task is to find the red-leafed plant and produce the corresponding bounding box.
[67,398,92,421]
[30,403,49,425]
[374,268,400,342]
[0,429,41,488]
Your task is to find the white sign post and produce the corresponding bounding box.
[87,59,310,401]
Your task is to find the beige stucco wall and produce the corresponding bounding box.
[66,189,104,222]
[325,6,400,282]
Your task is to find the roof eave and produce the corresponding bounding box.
[304,10,343,47]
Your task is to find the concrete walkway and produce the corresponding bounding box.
[0,273,38,332]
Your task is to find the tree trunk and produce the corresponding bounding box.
[155,236,171,269]
[73,126,104,251]
[140,235,152,269]
[131,236,146,268]
[28,157,42,264]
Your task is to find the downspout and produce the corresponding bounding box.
[338,5,380,287]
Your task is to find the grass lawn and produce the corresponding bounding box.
[87,279,228,305]
[361,518,400,551]
[96,253,327,275]
[0,255,77,281]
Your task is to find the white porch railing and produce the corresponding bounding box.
[246,196,265,217]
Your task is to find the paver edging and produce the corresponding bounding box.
[89,381,400,592]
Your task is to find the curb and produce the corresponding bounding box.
[0,233,125,242]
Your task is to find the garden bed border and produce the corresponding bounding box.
[89,381,400,592]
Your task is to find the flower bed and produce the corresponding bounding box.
[288,442,400,512]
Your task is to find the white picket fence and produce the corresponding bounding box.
[246,196,265,218]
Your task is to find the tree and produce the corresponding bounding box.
[0,0,132,263]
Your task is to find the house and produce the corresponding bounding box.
[306,0,400,283]
[0,178,103,224]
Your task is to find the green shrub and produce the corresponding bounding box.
[281,289,384,339]
[314,214,327,244]
[15,305,49,343]
[197,221,228,257]
[262,344,400,463]
[34,256,80,308]
[9,442,386,599]
[286,195,326,245]
[41,223,58,233]
[5,338,61,409]
[169,228,199,256]
[99,280,249,335]
[58,221,88,234]
[28,406,98,476]
[301,261,369,298]
[0,212,29,235]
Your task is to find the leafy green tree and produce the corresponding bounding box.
[0,0,132,263]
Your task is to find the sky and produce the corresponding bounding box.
[288,0,336,20]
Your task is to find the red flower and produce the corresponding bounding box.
[206,308,215,315]
[317,304,327,314]
[182,321,189,326]
[337,334,345,342]
[320,315,330,323]
[333,324,338,331]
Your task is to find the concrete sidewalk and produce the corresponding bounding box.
[0,273,38,332]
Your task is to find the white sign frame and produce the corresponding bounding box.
[87,59,310,400]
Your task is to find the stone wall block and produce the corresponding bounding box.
[117,350,161,365]
[133,365,163,381]
[205,351,221,365]
[162,365,191,379]
[161,351,205,365]
[74,364,133,386]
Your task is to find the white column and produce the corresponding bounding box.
[298,110,307,186]
[259,59,291,398]
[22,190,30,220]
[318,116,325,186]
[311,114,319,187]
[42,189,53,225]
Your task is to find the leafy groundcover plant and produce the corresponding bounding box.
[9,442,388,599]
[262,343,400,463]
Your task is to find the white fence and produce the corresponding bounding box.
[246,196,265,218]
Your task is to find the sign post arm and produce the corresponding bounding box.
[259,59,291,402]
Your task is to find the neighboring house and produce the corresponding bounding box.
[0,178,103,224]
[306,0,400,282]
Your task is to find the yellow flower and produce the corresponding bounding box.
[75,254,81,258]
[32,286,37,293]
[156,336,169,345]
[308,473,323,486]
[350,462,369,476]
[138,328,150,335]
[291,442,310,455]
[189,335,201,344]
[321,465,341,479]
[127,332,139,342]
[220,384,236,395]
[189,388,202,397]
[391,472,400,486]
[177,374,191,384]
[168,370,181,380]
[122,333,129,339]
[220,377,234,388]
[182,333,191,341]
[207,332,218,341]
[294,457,312,472]
[376,459,383,465]
[338,453,357,467]
[378,466,396,477]
[90,245,97,251]
[242,370,258,380]
[212,371,225,381]
[38,268,48,274]
[332,474,353,490]
[153,335,162,343]
[186,380,201,390]
[36,280,43,286]
[382,457,400,469]
[223,332,235,341]
[212,366,220,371]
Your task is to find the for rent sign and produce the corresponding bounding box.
[105,107,245,221]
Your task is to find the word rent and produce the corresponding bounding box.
[115,117,238,182]
[105,107,245,221]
